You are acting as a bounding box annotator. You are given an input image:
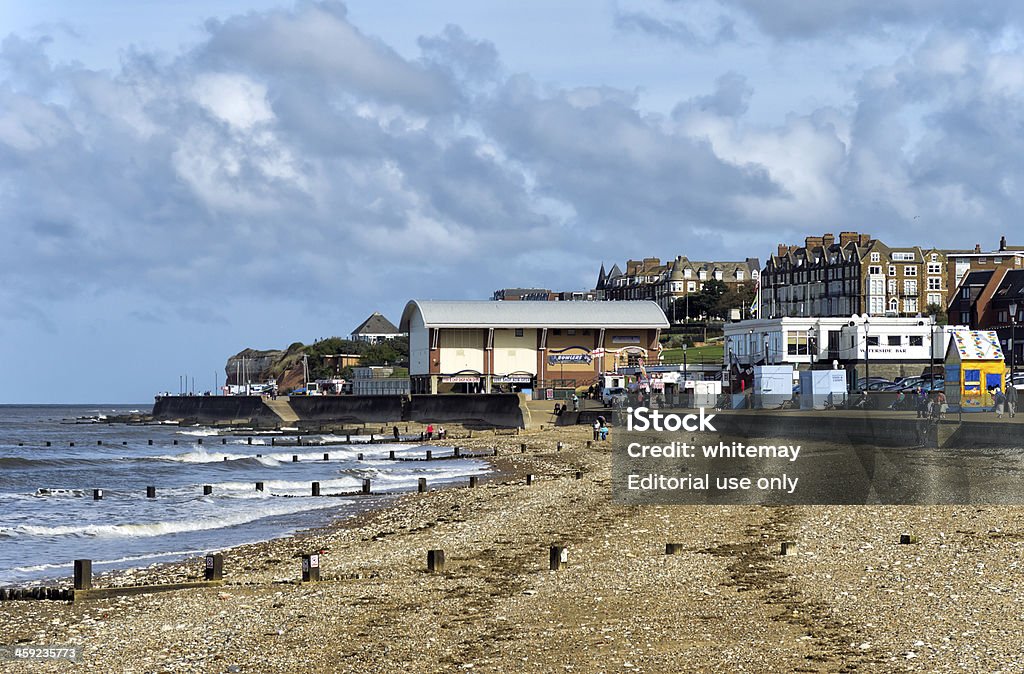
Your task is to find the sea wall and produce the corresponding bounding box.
[152,394,529,428]
[152,396,273,423]
[287,396,405,424]
[407,394,527,428]
[709,411,1022,449]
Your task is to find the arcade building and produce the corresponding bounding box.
[399,300,669,394]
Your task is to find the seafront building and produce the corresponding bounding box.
[400,300,668,394]
[597,256,760,319]
[724,316,966,384]
[349,312,404,343]
[759,232,951,319]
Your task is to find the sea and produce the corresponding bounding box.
[0,405,489,586]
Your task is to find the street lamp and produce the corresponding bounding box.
[928,313,937,384]
[1011,301,1019,377]
[864,318,871,391]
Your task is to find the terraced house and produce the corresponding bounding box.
[760,232,950,319]
[597,256,760,318]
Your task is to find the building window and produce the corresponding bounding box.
[871,252,880,262]
[961,311,971,324]
[888,279,897,294]
[927,277,942,290]
[737,270,745,280]
[931,253,939,261]
[888,335,902,346]
[869,265,882,275]
[994,257,1003,264]
[888,265,896,276]
[699,270,707,280]
[998,311,1008,323]
[910,336,923,346]
[713,270,723,280]
[514,328,524,337]
[786,330,810,356]
[927,293,942,306]
[684,269,692,278]
[962,287,971,299]
[567,329,576,336]
[867,336,879,346]
[927,262,942,274]
[687,281,696,292]
[889,297,899,312]
[904,266,917,276]
[979,257,987,264]
[904,298,918,313]
[904,280,918,295]
[552,329,561,335]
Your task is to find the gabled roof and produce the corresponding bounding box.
[351,312,400,336]
[400,300,669,330]
[950,330,1003,361]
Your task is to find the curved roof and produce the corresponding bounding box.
[400,300,668,331]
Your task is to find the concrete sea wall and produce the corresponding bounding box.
[152,396,273,423]
[287,396,405,424]
[151,393,529,428]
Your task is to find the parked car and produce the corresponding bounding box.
[602,387,628,406]
[1011,373,1024,391]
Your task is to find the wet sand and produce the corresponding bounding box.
[3,424,1024,672]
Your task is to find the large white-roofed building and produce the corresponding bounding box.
[399,300,669,394]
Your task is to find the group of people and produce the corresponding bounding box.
[553,394,581,417]
[994,386,1018,418]
[592,417,609,441]
[423,424,446,440]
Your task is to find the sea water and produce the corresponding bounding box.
[0,405,488,585]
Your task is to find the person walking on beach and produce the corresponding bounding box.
[572,393,579,412]
[592,419,600,441]
[393,425,400,441]
[994,388,1007,418]
[1007,385,1018,419]
[936,390,947,420]
[599,424,609,441]
[426,423,434,440]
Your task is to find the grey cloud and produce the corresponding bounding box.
[417,24,501,86]
[199,1,458,113]
[614,9,736,46]
[700,0,1024,40]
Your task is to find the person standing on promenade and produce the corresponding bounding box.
[936,391,948,420]
[915,387,928,418]
[994,388,1006,418]
[1007,385,1018,419]
[572,393,579,412]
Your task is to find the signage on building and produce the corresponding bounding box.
[867,346,909,355]
[493,376,532,384]
[441,376,480,383]
[611,336,641,344]
[548,353,593,365]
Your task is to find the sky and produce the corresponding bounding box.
[4,1,1024,403]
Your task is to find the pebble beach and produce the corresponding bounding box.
[2,423,1024,673]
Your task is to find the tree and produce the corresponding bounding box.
[716,284,757,320]
[689,280,729,320]
[925,303,948,325]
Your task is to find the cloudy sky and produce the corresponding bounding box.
[4,1,1024,402]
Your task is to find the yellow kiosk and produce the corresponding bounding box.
[944,330,1005,412]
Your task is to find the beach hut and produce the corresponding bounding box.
[944,330,1005,412]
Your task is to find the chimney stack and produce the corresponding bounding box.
[1000,235,1007,251]
[804,236,824,250]
[822,233,835,248]
[975,244,982,253]
[839,231,858,246]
